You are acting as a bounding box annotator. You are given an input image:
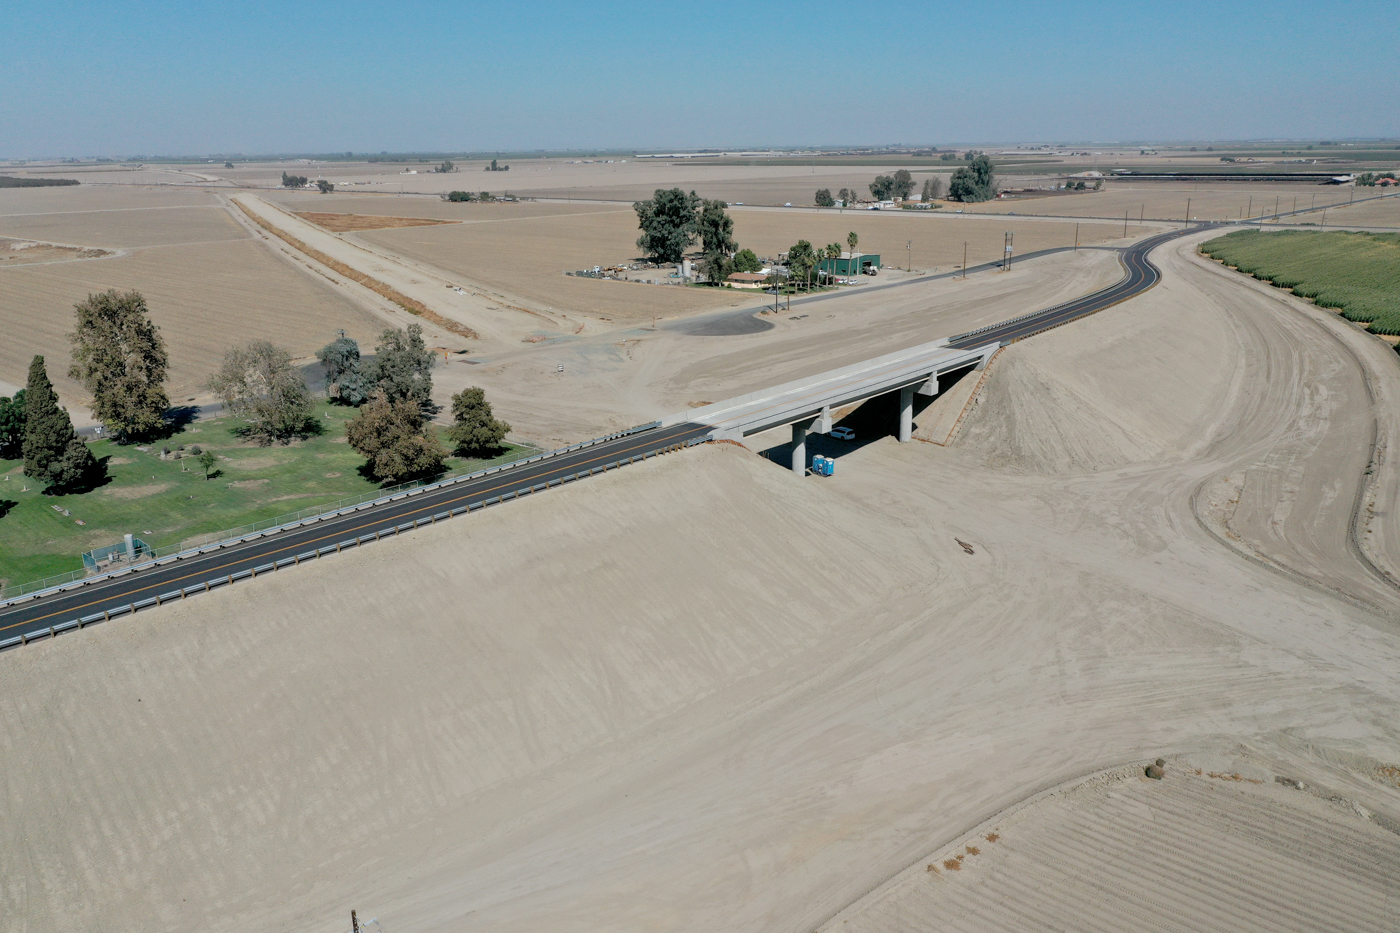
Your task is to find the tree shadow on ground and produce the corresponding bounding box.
[231,416,325,447]
[0,499,15,519]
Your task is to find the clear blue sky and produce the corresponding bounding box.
[3,0,1396,157]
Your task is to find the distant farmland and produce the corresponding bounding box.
[1201,229,1400,334]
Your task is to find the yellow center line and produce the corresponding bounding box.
[2,427,698,633]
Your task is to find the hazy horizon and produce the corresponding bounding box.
[4,0,1398,159]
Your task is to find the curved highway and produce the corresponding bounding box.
[0,222,1217,650]
[948,224,1215,349]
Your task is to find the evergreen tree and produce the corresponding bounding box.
[67,289,170,441]
[446,386,511,456]
[815,188,835,207]
[0,390,25,459]
[22,356,97,490]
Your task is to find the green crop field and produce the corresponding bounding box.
[0,400,535,592]
[1200,230,1400,334]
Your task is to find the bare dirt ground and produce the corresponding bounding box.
[822,754,1400,933]
[2,231,1398,932]
[963,180,1359,222]
[1301,191,1400,227]
[0,187,387,408]
[0,237,112,265]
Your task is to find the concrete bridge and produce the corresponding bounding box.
[662,338,1000,474]
[663,222,1209,474]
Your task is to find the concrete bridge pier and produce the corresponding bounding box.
[898,386,915,443]
[791,423,807,475]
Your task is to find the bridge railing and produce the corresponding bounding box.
[0,432,709,653]
[0,420,664,608]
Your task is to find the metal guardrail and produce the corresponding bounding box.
[0,420,664,608]
[0,432,707,653]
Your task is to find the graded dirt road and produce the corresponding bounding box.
[1,232,1397,932]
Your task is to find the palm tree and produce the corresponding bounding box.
[824,243,841,283]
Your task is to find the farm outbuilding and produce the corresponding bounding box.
[818,252,881,276]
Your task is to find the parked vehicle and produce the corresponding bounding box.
[830,427,855,440]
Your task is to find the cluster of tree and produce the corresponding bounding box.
[343,382,510,483]
[815,188,836,207]
[434,160,455,173]
[316,179,334,193]
[921,176,943,202]
[224,161,235,169]
[443,190,497,202]
[0,176,80,188]
[314,324,436,411]
[947,155,997,202]
[485,159,509,172]
[869,170,915,201]
[12,357,102,492]
[280,172,309,188]
[781,232,859,292]
[838,187,855,204]
[1357,172,1398,186]
[939,152,960,162]
[633,189,738,271]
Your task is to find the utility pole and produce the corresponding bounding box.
[907,239,912,272]
[1293,196,1297,216]
[352,911,361,933]
[1074,222,1079,251]
[1003,231,1013,271]
[1140,205,1144,225]
[1123,209,1128,238]
[962,241,967,278]
[1247,196,1252,219]
[1274,195,1280,220]
[1185,197,1191,230]
[1321,208,1327,228]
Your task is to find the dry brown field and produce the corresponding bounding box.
[0,188,386,406]
[1302,190,1400,227]
[961,179,1353,222]
[349,203,1136,323]
[293,211,457,232]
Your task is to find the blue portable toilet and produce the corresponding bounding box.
[825,456,835,476]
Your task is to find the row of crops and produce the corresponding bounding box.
[1200,230,1400,334]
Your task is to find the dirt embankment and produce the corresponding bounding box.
[231,199,480,340]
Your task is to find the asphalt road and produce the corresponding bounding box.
[946,224,1214,349]
[0,421,711,645]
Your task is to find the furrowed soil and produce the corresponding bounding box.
[2,233,1397,933]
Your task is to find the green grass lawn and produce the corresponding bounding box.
[0,400,535,591]
[1200,230,1400,333]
